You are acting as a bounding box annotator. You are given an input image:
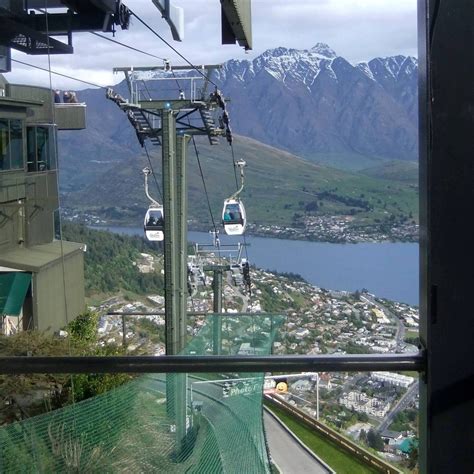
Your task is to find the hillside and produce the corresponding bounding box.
[63,134,418,239]
[359,161,418,184]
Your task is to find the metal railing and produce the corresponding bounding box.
[0,352,425,374]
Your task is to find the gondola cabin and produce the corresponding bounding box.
[144,206,164,241]
[222,198,246,235]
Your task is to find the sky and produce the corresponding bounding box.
[5,0,417,90]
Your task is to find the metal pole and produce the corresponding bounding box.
[122,314,126,349]
[176,134,191,352]
[162,109,178,355]
[212,269,223,355]
[316,373,319,421]
[174,133,190,456]
[0,353,425,374]
[162,109,184,451]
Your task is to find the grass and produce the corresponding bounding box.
[266,404,380,474]
[404,330,419,339]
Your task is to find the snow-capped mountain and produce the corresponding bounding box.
[59,43,418,193]
[213,43,418,162]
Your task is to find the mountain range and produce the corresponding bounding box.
[213,43,418,166]
[59,43,418,189]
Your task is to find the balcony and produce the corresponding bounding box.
[54,103,86,130]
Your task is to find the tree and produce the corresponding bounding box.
[67,309,98,343]
[305,201,318,212]
[407,439,419,470]
[367,429,385,451]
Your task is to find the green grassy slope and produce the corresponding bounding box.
[359,160,418,184]
[64,135,418,229]
[267,404,379,474]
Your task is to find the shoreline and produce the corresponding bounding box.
[83,221,419,245]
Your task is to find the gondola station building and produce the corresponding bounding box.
[0,74,86,334]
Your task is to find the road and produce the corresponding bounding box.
[377,380,419,433]
[264,410,332,474]
[361,294,406,351]
[227,272,249,312]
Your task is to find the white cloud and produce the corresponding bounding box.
[5,0,416,90]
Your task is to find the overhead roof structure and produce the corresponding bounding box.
[221,0,252,50]
[0,0,133,72]
[0,241,84,273]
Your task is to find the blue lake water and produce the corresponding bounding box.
[99,226,419,306]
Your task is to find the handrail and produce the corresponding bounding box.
[0,352,425,374]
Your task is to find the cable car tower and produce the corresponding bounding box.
[108,63,230,455]
[108,62,229,356]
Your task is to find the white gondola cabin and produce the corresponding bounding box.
[222,198,246,235]
[144,206,164,241]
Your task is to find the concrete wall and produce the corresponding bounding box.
[7,84,53,124]
[33,250,85,332]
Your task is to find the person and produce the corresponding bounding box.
[224,208,232,222]
[53,90,61,103]
[68,92,78,103]
[63,91,70,103]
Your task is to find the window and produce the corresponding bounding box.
[0,119,24,171]
[26,125,57,172]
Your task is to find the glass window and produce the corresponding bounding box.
[9,120,24,170]
[0,119,24,171]
[47,127,57,170]
[0,119,8,170]
[27,126,36,172]
[53,208,61,240]
[36,126,49,172]
[26,126,57,172]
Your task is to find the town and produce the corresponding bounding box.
[61,207,419,243]
[92,251,419,464]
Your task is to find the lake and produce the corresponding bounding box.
[98,226,419,306]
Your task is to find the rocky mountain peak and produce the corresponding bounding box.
[310,43,337,59]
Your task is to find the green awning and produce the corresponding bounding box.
[0,272,31,316]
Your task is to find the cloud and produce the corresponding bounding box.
[5,0,416,90]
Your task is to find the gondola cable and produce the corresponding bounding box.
[230,143,240,190]
[89,31,166,61]
[43,1,77,404]
[129,10,218,88]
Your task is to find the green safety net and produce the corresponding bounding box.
[0,313,284,473]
